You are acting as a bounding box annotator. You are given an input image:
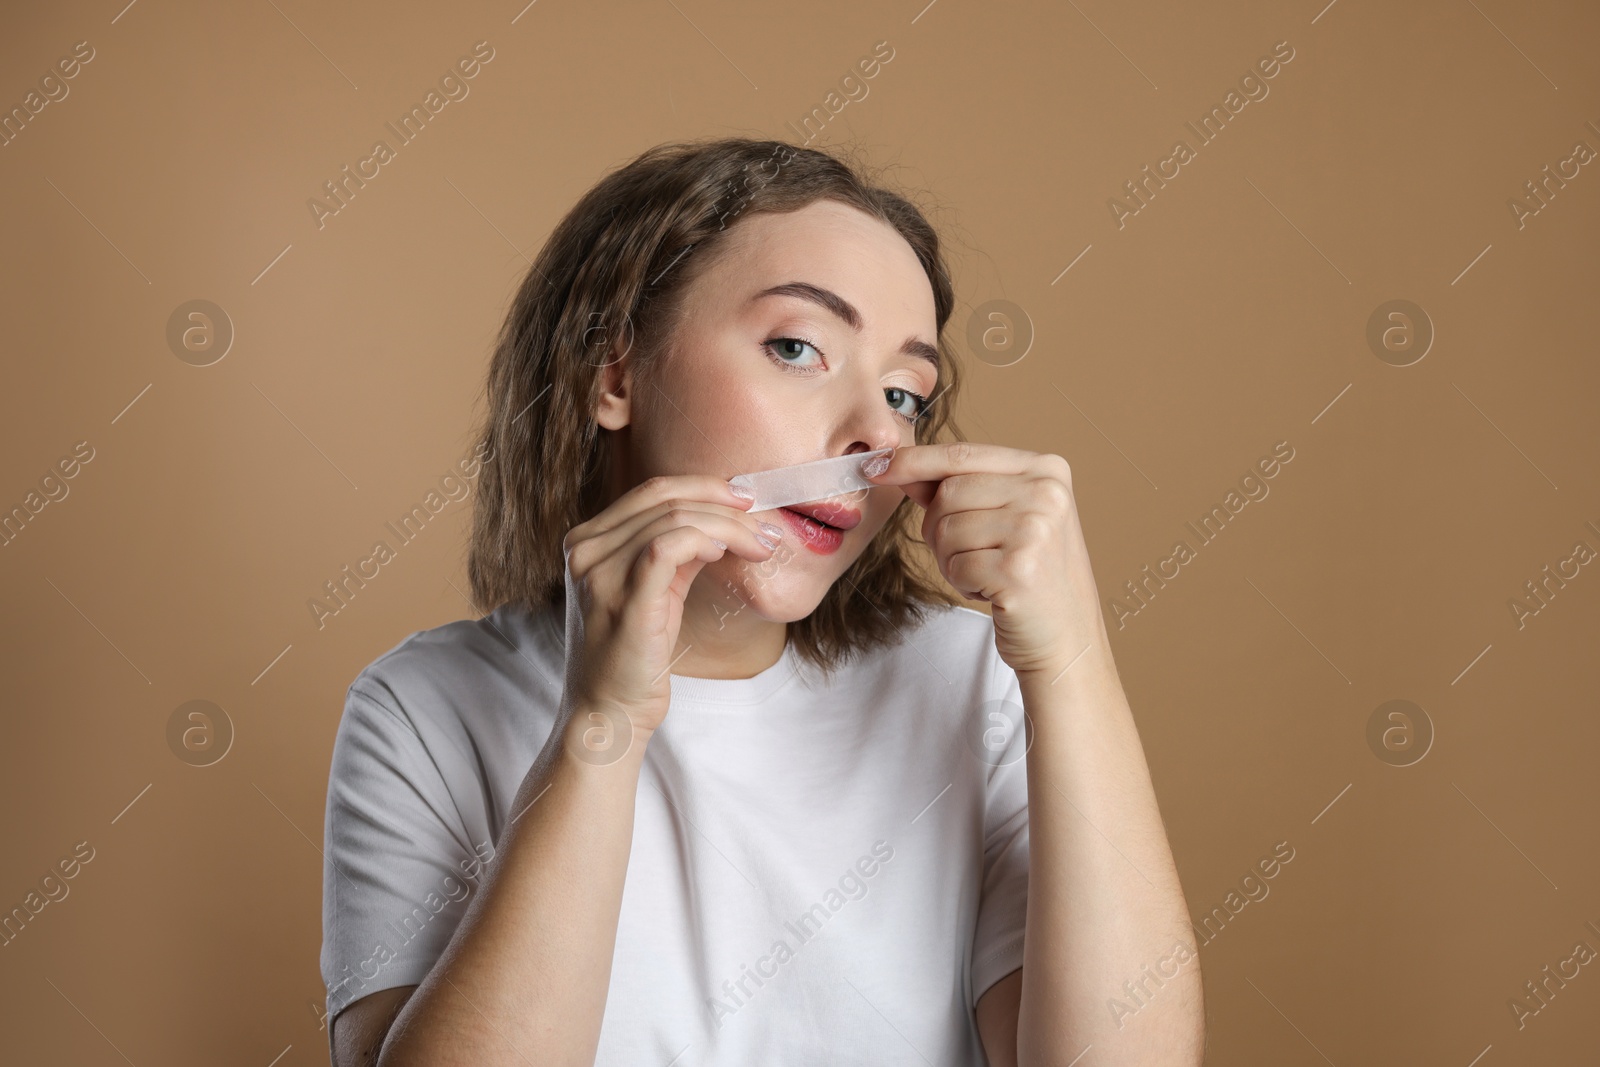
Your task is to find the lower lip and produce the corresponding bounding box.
[777,508,845,554]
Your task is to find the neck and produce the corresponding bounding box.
[671,577,788,680]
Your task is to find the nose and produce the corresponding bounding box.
[835,388,908,463]
[819,400,903,504]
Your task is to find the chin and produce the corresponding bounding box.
[742,585,831,624]
[704,561,835,623]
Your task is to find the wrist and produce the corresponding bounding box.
[557,700,655,769]
[1015,636,1119,691]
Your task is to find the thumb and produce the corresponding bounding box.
[896,479,941,509]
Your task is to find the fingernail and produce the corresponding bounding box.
[710,538,728,550]
[860,453,891,478]
[728,482,756,500]
[757,520,784,541]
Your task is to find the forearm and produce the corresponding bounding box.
[1015,639,1204,1066]
[380,705,650,1067]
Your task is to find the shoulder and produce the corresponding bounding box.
[341,602,562,740]
[886,603,1011,685]
[908,602,1000,646]
[841,602,1016,716]
[883,604,1027,767]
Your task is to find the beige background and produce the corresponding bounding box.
[3,0,1598,1063]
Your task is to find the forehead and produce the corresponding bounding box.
[701,200,937,332]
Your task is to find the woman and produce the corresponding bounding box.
[320,137,1203,1066]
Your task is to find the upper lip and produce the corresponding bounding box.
[782,501,862,531]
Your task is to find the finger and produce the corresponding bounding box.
[630,507,782,562]
[892,477,942,511]
[861,442,1029,497]
[576,474,756,543]
[854,445,937,508]
[943,546,1005,603]
[916,471,1014,519]
[581,506,780,608]
[581,502,780,577]
[622,524,731,604]
[923,507,1011,560]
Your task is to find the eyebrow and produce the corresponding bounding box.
[752,281,941,377]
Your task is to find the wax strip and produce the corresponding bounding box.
[727,448,894,512]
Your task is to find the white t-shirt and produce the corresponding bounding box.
[320,597,1030,1065]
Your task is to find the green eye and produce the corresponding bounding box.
[762,336,824,367]
[759,335,927,426]
[886,386,928,424]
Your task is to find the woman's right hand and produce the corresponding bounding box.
[557,474,785,750]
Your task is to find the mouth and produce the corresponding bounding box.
[779,501,862,532]
[775,505,852,556]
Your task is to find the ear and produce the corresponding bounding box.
[593,346,635,431]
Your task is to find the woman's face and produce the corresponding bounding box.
[597,198,941,623]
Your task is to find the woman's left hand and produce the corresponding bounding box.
[862,442,1108,680]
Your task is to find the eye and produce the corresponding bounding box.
[760,335,824,370]
[886,386,929,425]
[759,334,929,426]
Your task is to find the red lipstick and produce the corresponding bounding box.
[776,506,853,554]
[784,501,862,530]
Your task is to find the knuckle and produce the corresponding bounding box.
[947,440,974,465]
[641,536,671,564]
[1009,550,1041,583]
[640,475,673,498]
[563,537,590,572]
[1037,477,1071,511]
[1021,511,1053,541]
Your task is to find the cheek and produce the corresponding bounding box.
[654,359,788,458]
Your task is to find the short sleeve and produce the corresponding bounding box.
[320,678,488,1028]
[969,652,1030,1007]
